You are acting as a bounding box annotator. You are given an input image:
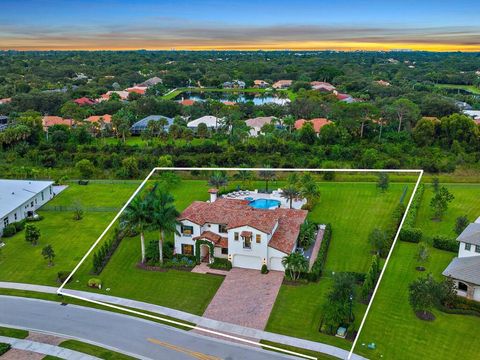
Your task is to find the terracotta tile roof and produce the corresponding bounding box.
[179,198,307,254]
[180,99,196,106]
[294,118,332,133]
[336,93,352,100]
[84,114,112,123]
[222,101,236,106]
[193,231,228,248]
[245,116,276,129]
[74,97,95,106]
[240,231,252,237]
[310,81,336,91]
[42,116,72,128]
[126,87,147,95]
[0,98,12,104]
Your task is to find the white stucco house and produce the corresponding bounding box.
[443,217,480,301]
[245,116,278,137]
[187,115,223,130]
[174,189,308,271]
[0,179,55,236]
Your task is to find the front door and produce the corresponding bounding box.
[200,245,210,262]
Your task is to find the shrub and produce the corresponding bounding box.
[14,220,26,232]
[26,215,44,222]
[88,278,102,288]
[400,227,423,243]
[208,258,232,270]
[261,264,269,274]
[308,224,332,281]
[57,271,72,283]
[92,227,125,274]
[2,224,17,237]
[403,185,424,228]
[0,343,11,356]
[432,235,458,252]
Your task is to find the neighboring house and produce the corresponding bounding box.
[294,118,332,134]
[375,80,391,87]
[310,81,336,92]
[223,80,246,89]
[74,97,95,106]
[245,116,278,136]
[179,99,196,106]
[174,190,308,271]
[272,80,293,89]
[455,100,473,111]
[42,116,73,130]
[336,93,355,103]
[0,98,12,105]
[222,101,236,106]
[100,91,129,101]
[463,110,480,123]
[126,86,147,95]
[72,73,88,81]
[130,115,174,135]
[137,76,163,88]
[0,180,55,236]
[443,219,480,301]
[187,115,223,129]
[84,114,112,130]
[254,80,269,88]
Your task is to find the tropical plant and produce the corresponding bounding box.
[120,196,151,263]
[41,244,55,266]
[282,252,308,281]
[258,168,276,192]
[408,274,439,320]
[208,171,228,189]
[280,185,300,209]
[25,224,40,245]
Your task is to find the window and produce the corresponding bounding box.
[465,243,471,251]
[14,213,17,221]
[243,236,252,249]
[181,225,194,236]
[49,186,52,195]
[35,198,37,205]
[41,191,44,201]
[3,217,8,227]
[234,232,239,241]
[219,224,227,233]
[30,201,34,207]
[458,282,468,292]
[476,245,480,253]
[182,244,194,255]
[221,248,228,255]
[256,234,261,243]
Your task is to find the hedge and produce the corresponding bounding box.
[399,227,422,243]
[400,184,424,242]
[308,224,332,281]
[208,257,232,270]
[92,227,126,274]
[432,235,459,253]
[0,343,11,356]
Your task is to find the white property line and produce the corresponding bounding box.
[57,167,423,360]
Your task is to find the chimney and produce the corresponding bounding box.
[208,188,219,203]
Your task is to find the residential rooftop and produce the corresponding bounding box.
[0,179,54,218]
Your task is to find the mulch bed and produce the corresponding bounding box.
[282,278,308,286]
[415,310,436,321]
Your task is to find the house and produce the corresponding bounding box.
[179,99,196,106]
[0,180,55,236]
[272,80,293,89]
[126,86,147,95]
[443,219,480,301]
[375,80,391,87]
[187,115,223,130]
[221,101,236,106]
[130,115,174,135]
[174,190,308,271]
[464,110,480,121]
[84,115,112,131]
[0,98,12,105]
[245,116,278,136]
[294,118,332,133]
[42,116,73,130]
[223,80,246,89]
[455,100,473,111]
[335,92,355,103]
[254,80,269,88]
[73,97,95,106]
[100,91,129,101]
[310,81,336,92]
[137,77,163,88]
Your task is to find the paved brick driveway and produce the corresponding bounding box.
[202,268,284,330]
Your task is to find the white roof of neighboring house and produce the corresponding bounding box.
[0,179,53,218]
[464,110,480,120]
[187,116,222,128]
[245,116,276,129]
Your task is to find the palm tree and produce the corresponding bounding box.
[208,171,228,189]
[282,252,308,281]
[301,181,320,204]
[121,196,151,263]
[280,185,300,209]
[259,168,276,193]
[233,170,252,187]
[148,187,180,265]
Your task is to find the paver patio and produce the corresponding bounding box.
[202,268,284,330]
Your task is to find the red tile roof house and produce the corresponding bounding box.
[254,80,270,88]
[84,114,112,130]
[295,118,332,134]
[272,80,293,89]
[179,99,196,106]
[310,81,336,92]
[174,190,307,271]
[126,86,147,95]
[41,116,73,131]
[73,97,96,106]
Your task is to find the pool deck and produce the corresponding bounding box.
[222,189,306,209]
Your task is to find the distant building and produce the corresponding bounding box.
[73,97,95,106]
[42,116,73,130]
[137,77,163,88]
[130,115,174,135]
[0,179,55,235]
[375,80,391,87]
[272,80,293,89]
[245,116,278,136]
[295,118,332,134]
[455,100,473,111]
[187,116,223,130]
[126,87,147,95]
[0,98,12,105]
[100,91,129,101]
[253,80,269,88]
[179,99,196,106]
[310,81,336,92]
[223,80,246,89]
[464,110,480,124]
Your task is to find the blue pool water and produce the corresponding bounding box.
[245,197,254,201]
[249,199,281,209]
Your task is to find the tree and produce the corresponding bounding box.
[147,186,180,264]
[408,274,438,320]
[112,109,134,143]
[430,186,454,220]
[321,273,356,333]
[298,122,317,145]
[280,185,300,209]
[25,224,40,245]
[377,173,389,192]
[281,252,308,281]
[387,98,421,132]
[72,200,84,220]
[415,244,429,270]
[208,171,228,189]
[120,196,151,263]
[259,168,276,193]
[233,169,253,187]
[432,177,440,193]
[75,159,95,179]
[454,215,469,235]
[41,244,55,266]
[413,118,437,146]
[369,228,389,257]
[361,255,380,301]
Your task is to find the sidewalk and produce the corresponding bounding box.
[0,281,367,360]
[0,335,100,360]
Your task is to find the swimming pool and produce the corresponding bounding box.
[249,198,281,209]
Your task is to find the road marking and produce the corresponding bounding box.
[147,337,221,360]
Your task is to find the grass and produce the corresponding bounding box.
[0,326,28,339]
[260,340,338,360]
[59,339,136,360]
[435,83,480,94]
[266,182,411,349]
[355,183,480,360]
[0,182,139,285]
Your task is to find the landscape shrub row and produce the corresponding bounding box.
[1,220,25,237]
[400,184,424,243]
[308,223,332,282]
[432,235,459,253]
[439,296,480,317]
[162,254,196,269]
[208,257,233,271]
[92,227,126,274]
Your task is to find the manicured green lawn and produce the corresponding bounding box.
[356,183,480,360]
[0,182,139,285]
[267,182,411,349]
[0,326,28,339]
[435,83,480,94]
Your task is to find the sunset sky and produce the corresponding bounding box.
[1,0,479,51]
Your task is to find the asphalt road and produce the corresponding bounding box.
[0,296,300,360]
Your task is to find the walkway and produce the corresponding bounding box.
[0,335,100,360]
[0,282,367,360]
[307,226,325,270]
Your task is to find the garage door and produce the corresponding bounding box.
[232,254,262,270]
[269,257,284,271]
[474,287,480,302]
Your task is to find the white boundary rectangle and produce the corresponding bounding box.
[57,167,423,360]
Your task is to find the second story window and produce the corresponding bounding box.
[219,224,227,233]
[243,236,252,249]
[181,225,194,236]
[476,245,480,253]
[465,243,471,251]
[234,232,239,241]
[256,234,261,243]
